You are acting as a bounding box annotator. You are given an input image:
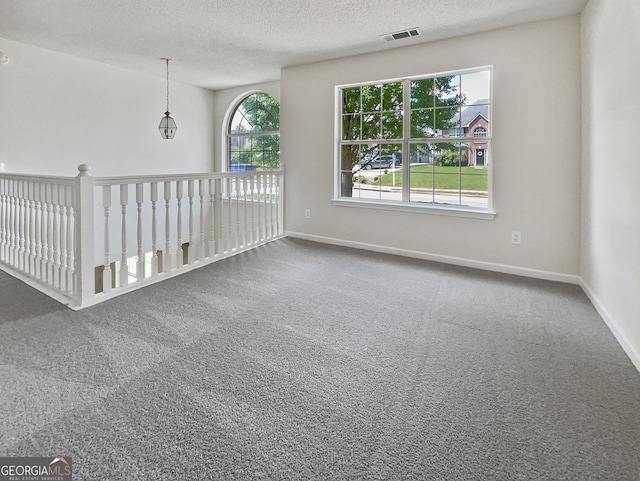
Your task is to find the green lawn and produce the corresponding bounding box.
[378,165,488,191]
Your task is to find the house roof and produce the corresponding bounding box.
[460,100,489,128]
[0,1,588,90]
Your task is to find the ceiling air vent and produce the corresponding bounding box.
[382,27,422,42]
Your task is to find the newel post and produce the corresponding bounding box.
[75,164,95,307]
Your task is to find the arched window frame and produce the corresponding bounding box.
[224,91,280,171]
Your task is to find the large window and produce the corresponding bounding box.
[228,92,280,171]
[337,67,492,214]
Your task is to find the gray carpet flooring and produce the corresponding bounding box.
[1,237,639,480]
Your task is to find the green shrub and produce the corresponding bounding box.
[436,151,468,167]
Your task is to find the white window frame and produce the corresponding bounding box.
[333,66,495,220]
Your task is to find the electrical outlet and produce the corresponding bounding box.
[304,209,311,219]
[511,231,522,245]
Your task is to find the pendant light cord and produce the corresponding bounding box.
[165,58,170,114]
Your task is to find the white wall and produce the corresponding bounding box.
[213,81,280,171]
[281,16,582,279]
[581,0,640,369]
[0,38,216,177]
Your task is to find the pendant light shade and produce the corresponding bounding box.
[159,112,177,139]
[159,58,177,139]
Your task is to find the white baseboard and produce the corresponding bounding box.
[579,279,640,373]
[286,231,581,284]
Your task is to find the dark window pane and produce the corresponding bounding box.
[361,112,382,140]
[362,84,382,112]
[382,111,403,139]
[342,113,361,140]
[343,87,361,113]
[383,82,403,111]
[411,109,434,138]
[410,79,436,109]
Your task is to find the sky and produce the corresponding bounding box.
[460,70,490,104]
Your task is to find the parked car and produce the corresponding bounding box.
[359,155,400,170]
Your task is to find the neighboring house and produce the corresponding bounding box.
[442,99,489,166]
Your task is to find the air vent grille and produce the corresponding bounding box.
[382,27,421,42]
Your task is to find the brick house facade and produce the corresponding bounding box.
[442,99,489,167]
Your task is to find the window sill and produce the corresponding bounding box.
[332,198,496,220]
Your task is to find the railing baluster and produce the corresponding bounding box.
[226,177,233,253]
[268,175,275,239]
[18,182,26,270]
[265,174,272,240]
[198,179,205,261]
[13,180,18,266]
[175,180,184,268]
[163,181,172,273]
[242,176,248,248]
[14,181,20,267]
[258,174,265,242]
[24,182,31,271]
[26,182,33,270]
[263,175,269,240]
[222,178,227,254]
[59,188,67,292]
[35,183,43,279]
[209,178,217,258]
[66,186,75,295]
[0,178,5,261]
[251,176,257,244]
[1,178,6,262]
[3,179,9,262]
[46,183,54,283]
[102,185,112,293]
[136,183,144,280]
[16,180,21,266]
[21,182,29,271]
[233,176,241,250]
[188,179,194,265]
[150,182,158,276]
[270,174,277,239]
[276,173,283,236]
[27,182,36,275]
[119,184,129,287]
[60,185,72,292]
[52,185,61,288]
[262,174,268,241]
[4,179,9,263]
[10,180,17,265]
[29,182,36,273]
[220,178,227,254]
[271,174,277,238]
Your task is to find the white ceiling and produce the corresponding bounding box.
[0,0,589,90]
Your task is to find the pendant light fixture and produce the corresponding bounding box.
[158,58,177,139]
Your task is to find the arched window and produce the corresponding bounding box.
[227,92,280,171]
[473,126,487,137]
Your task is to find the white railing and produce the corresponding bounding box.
[0,164,284,308]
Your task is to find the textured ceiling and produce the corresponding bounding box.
[0,0,588,90]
